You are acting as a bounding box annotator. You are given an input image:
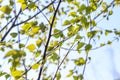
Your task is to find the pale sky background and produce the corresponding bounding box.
[0,0,120,80]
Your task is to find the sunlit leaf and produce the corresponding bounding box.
[17,0,26,3]
[66,70,73,77]
[21,3,27,10]
[32,63,40,70]
[69,12,77,17]
[74,58,86,66]
[4,50,17,58]
[26,44,36,52]
[0,0,2,3]
[32,26,40,34]
[11,70,23,79]
[63,20,71,26]
[0,5,12,14]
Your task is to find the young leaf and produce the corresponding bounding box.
[56,72,61,80]
[32,63,40,70]
[35,50,41,57]
[85,44,92,53]
[105,30,112,36]
[107,41,112,45]
[19,43,25,48]
[74,58,86,66]
[11,70,23,79]
[26,44,36,52]
[0,5,12,14]
[66,70,73,77]
[69,12,77,17]
[32,26,40,34]
[63,20,71,26]
[36,38,42,47]
[109,10,113,15]
[10,33,17,38]
[77,42,85,50]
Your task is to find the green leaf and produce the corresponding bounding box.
[35,50,41,57]
[78,4,86,14]
[17,0,26,3]
[53,29,63,38]
[114,30,120,36]
[21,23,31,32]
[75,34,82,40]
[19,43,25,48]
[48,52,59,62]
[87,31,98,38]
[73,75,83,80]
[69,12,77,17]
[91,20,97,27]
[10,33,17,38]
[4,50,17,58]
[0,5,12,14]
[105,30,112,36]
[77,42,85,50]
[109,10,113,15]
[39,22,46,32]
[56,72,61,80]
[68,25,74,31]
[74,58,86,66]
[85,44,92,53]
[100,43,105,47]
[0,72,6,77]
[4,50,26,59]
[32,26,40,34]
[0,0,2,3]
[63,20,71,26]
[36,38,42,47]
[26,44,36,52]
[66,70,73,77]
[32,63,40,70]
[5,74,10,79]
[11,70,23,79]
[28,2,36,9]
[73,76,78,80]
[107,41,112,45]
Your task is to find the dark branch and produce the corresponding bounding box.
[37,0,62,80]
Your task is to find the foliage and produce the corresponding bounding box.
[0,0,120,80]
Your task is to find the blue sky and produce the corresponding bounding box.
[0,0,120,80]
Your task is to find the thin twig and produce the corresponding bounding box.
[23,59,28,80]
[14,0,56,27]
[37,0,62,80]
[53,42,75,80]
[0,18,14,33]
[93,0,115,20]
[1,9,22,41]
